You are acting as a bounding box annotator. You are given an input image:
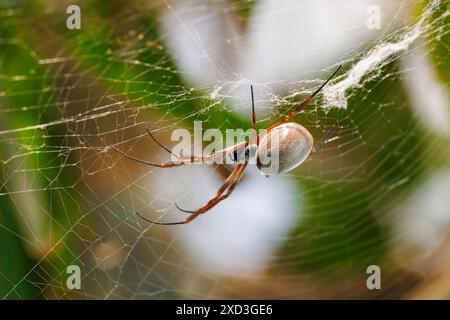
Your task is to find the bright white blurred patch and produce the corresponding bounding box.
[146,164,299,276]
[400,46,450,136]
[162,0,240,86]
[395,171,450,253]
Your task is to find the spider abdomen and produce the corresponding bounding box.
[256,122,313,175]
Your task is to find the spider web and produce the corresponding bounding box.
[0,0,449,299]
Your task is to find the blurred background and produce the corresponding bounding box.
[0,0,449,299]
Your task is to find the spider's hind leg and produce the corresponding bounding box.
[174,163,244,214]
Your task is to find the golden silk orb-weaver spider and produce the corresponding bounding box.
[112,65,342,225]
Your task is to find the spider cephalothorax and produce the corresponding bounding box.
[112,65,342,225]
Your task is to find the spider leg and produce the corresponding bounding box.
[111,145,184,167]
[113,123,218,167]
[174,203,196,214]
[137,162,248,225]
[250,85,259,146]
[111,145,211,167]
[175,163,244,213]
[267,65,342,131]
[136,211,184,225]
[251,85,256,131]
[181,161,248,224]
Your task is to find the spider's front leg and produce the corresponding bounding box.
[111,145,213,167]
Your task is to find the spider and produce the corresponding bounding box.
[112,65,342,225]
